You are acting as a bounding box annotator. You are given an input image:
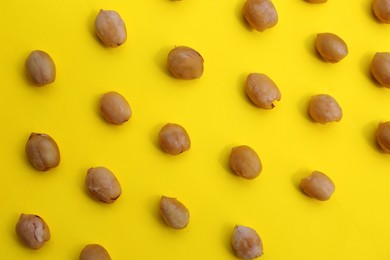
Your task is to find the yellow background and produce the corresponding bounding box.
[1,0,390,259]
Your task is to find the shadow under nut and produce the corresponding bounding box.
[86,167,122,203]
[25,133,60,171]
[15,214,50,249]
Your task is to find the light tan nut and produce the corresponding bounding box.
[243,0,278,32]
[159,123,191,155]
[308,94,342,124]
[315,33,348,63]
[229,145,262,180]
[95,9,127,47]
[15,214,50,249]
[25,133,60,171]
[300,171,335,201]
[159,196,190,229]
[25,50,56,86]
[80,244,111,260]
[100,91,132,125]
[373,0,390,23]
[305,0,327,3]
[245,73,281,109]
[86,167,122,204]
[371,52,390,87]
[167,46,204,79]
[376,121,390,153]
[232,225,263,259]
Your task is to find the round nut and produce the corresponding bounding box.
[159,123,191,155]
[25,50,56,86]
[232,225,263,259]
[371,52,390,88]
[376,121,390,153]
[373,0,390,23]
[86,167,122,203]
[243,0,278,32]
[100,91,132,125]
[308,94,343,124]
[300,171,335,201]
[245,73,281,109]
[167,46,204,79]
[80,244,111,260]
[95,9,127,47]
[229,145,262,180]
[315,33,348,63]
[159,196,190,229]
[25,133,60,171]
[15,214,50,249]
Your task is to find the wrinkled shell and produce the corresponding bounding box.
[100,91,132,125]
[371,52,390,87]
[300,171,335,201]
[308,94,343,124]
[376,121,390,153]
[232,225,263,259]
[305,0,327,3]
[15,214,50,249]
[25,133,60,171]
[25,50,56,86]
[86,167,122,203]
[373,0,390,23]
[229,145,262,180]
[243,0,278,32]
[80,244,111,260]
[316,33,348,63]
[167,46,204,79]
[159,123,191,155]
[245,73,281,109]
[95,9,127,47]
[159,196,190,229]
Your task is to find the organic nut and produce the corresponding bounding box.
[245,73,281,109]
[80,244,111,260]
[305,0,327,3]
[243,0,278,32]
[229,145,262,180]
[371,52,390,87]
[95,9,127,47]
[373,0,390,23]
[232,225,263,259]
[300,171,335,201]
[376,121,390,153]
[308,94,343,124]
[86,167,122,203]
[25,50,56,86]
[25,133,60,171]
[315,33,348,63]
[15,214,50,249]
[159,196,190,229]
[167,46,204,79]
[100,91,132,125]
[159,123,191,155]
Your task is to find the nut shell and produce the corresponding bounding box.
[25,133,60,171]
[373,0,390,23]
[232,225,263,259]
[100,91,132,125]
[80,244,111,260]
[376,121,390,153]
[371,52,390,88]
[229,145,262,180]
[15,214,50,249]
[95,9,127,47]
[243,0,278,32]
[316,33,348,63]
[159,196,190,229]
[308,94,343,124]
[167,46,204,79]
[245,73,281,109]
[300,171,335,201]
[86,167,122,203]
[159,123,191,155]
[25,50,56,86]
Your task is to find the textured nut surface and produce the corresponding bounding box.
[25,50,56,86]
[15,214,50,249]
[100,91,132,125]
[371,52,390,87]
[159,123,191,155]
[86,167,122,203]
[80,244,111,260]
[159,196,190,229]
[373,0,390,23]
[95,9,127,47]
[25,133,60,171]
[245,73,281,109]
[167,46,204,79]
[243,0,278,32]
[232,225,263,259]
[229,145,262,180]
[308,94,343,124]
[376,121,390,153]
[316,33,348,63]
[300,171,335,201]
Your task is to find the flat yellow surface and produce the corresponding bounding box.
[2,0,390,259]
